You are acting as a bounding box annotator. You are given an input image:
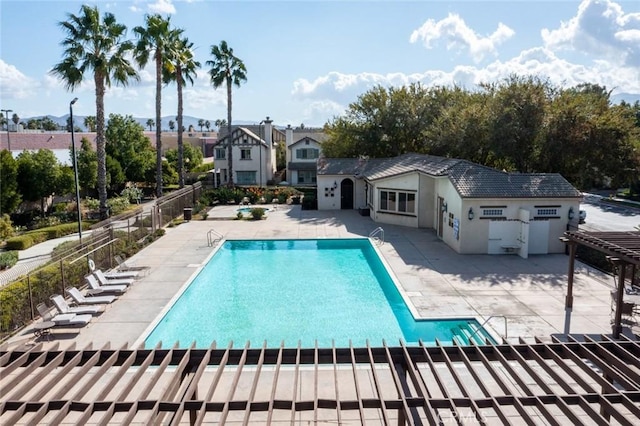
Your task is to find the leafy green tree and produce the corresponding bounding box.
[0,150,21,214]
[207,40,247,186]
[51,4,139,220]
[76,137,97,193]
[105,114,155,183]
[106,155,126,192]
[84,115,96,132]
[165,142,204,173]
[11,113,19,128]
[164,34,200,187]
[482,75,551,172]
[134,14,178,198]
[16,150,73,215]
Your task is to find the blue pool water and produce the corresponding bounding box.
[144,239,495,348]
[237,207,270,213]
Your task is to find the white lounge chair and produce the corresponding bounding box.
[114,255,150,272]
[93,270,134,287]
[88,258,139,278]
[51,294,104,316]
[66,287,117,305]
[36,303,92,328]
[86,274,127,294]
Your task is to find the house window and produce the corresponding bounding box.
[379,190,415,214]
[215,148,226,159]
[240,148,251,160]
[296,148,319,159]
[482,208,503,216]
[537,208,558,216]
[236,171,256,185]
[298,170,317,184]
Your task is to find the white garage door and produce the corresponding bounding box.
[528,219,549,254]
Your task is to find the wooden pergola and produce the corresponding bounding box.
[561,230,640,338]
[2,337,640,424]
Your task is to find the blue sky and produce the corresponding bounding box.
[1,0,639,127]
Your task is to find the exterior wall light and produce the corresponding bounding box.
[441,202,447,213]
[468,207,474,220]
[568,207,575,220]
[333,180,338,189]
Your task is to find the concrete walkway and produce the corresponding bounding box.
[6,204,635,350]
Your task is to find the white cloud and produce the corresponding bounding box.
[542,0,640,66]
[148,0,176,15]
[0,59,39,99]
[409,13,515,62]
[291,46,640,116]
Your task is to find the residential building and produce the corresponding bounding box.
[284,125,328,186]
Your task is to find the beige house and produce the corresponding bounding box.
[317,154,582,257]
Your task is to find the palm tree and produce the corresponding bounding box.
[11,113,19,128]
[198,119,204,131]
[84,115,96,132]
[164,34,200,188]
[133,14,178,198]
[168,120,175,131]
[205,120,211,131]
[51,4,138,220]
[214,118,227,130]
[146,118,155,131]
[206,40,247,187]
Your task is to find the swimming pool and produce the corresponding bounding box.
[236,207,270,214]
[143,239,495,348]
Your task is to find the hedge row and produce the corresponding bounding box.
[0,251,19,270]
[5,223,89,250]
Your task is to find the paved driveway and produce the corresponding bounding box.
[7,204,634,350]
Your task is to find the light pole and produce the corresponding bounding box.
[1,109,12,151]
[258,119,265,187]
[70,98,82,245]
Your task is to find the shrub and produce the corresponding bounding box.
[107,196,131,215]
[236,211,244,220]
[250,207,266,220]
[0,214,13,240]
[0,251,18,270]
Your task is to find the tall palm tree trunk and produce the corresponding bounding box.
[155,51,163,197]
[95,73,108,220]
[177,67,184,188]
[226,80,233,187]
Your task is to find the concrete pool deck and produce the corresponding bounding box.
[7,204,636,349]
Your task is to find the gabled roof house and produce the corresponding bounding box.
[317,153,582,257]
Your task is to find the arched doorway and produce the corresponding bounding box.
[340,179,354,209]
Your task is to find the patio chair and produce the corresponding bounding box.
[36,303,92,328]
[88,258,139,279]
[114,255,150,272]
[93,269,134,287]
[85,274,128,294]
[51,294,104,316]
[66,287,117,305]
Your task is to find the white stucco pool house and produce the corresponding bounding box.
[317,153,582,257]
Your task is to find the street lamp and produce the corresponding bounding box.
[1,109,12,151]
[258,119,265,187]
[70,98,82,245]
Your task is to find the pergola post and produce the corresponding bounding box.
[612,259,627,338]
[563,242,577,334]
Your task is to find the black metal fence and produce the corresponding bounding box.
[0,183,202,342]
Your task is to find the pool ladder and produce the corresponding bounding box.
[468,315,508,343]
[369,227,384,245]
[207,229,223,247]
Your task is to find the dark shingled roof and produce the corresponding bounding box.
[318,153,581,199]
